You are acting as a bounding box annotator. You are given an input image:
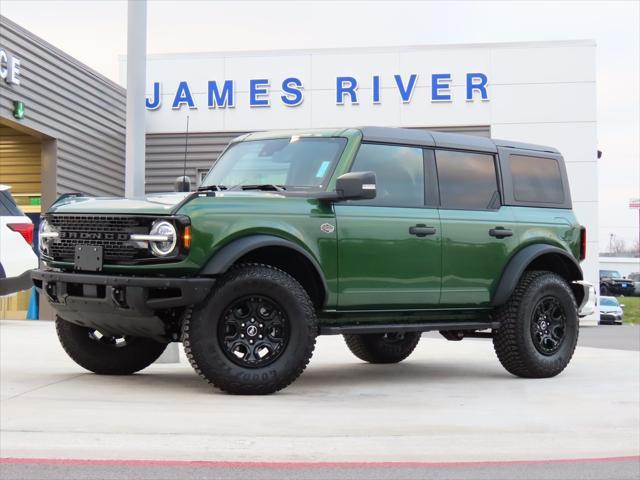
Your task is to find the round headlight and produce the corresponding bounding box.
[149,220,177,257]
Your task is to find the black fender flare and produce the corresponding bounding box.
[200,234,329,299]
[491,244,583,306]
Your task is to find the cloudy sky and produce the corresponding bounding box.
[2,0,639,250]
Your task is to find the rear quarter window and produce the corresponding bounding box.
[509,155,564,204]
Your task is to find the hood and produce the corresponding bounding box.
[47,191,289,215]
[48,192,191,215]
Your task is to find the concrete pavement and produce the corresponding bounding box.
[1,320,639,468]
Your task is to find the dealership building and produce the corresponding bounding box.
[1,15,599,318]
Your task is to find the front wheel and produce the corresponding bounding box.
[344,332,421,364]
[55,316,168,375]
[493,271,579,378]
[183,264,317,395]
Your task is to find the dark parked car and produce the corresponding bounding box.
[599,270,635,296]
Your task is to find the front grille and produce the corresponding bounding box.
[46,215,150,263]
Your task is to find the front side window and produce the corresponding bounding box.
[436,150,498,210]
[201,137,347,190]
[509,154,564,204]
[349,143,425,207]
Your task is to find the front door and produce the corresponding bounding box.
[335,143,441,309]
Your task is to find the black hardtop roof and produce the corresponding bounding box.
[358,127,560,154]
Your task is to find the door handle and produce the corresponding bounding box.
[489,227,513,239]
[409,224,437,237]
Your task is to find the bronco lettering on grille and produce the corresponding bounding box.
[61,232,130,241]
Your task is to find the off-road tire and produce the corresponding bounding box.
[493,270,579,378]
[344,332,421,364]
[183,264,317,395]
[55,316,168,375]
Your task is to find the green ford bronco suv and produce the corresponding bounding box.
[32,127,591,395]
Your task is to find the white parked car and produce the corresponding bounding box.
[0,185,38,296]
[598,296,624,325]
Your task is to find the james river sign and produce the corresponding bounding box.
[145,72,489,111]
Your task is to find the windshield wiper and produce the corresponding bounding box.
[240,184,286,192]
[197,185,228,192]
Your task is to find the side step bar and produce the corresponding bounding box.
[319,321,499,336]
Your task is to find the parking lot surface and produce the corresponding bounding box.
[1,320,639,479]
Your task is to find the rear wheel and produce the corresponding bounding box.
[344,332,421,364]
[55,316,168,375]
[493,271,579,378]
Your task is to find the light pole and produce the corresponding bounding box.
[124,0,147,198]
[124,1,179,362]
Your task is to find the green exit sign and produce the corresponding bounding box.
[13,100,25,119]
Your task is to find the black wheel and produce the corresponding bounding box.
[183,264,317,395]
[600,284,609,295]
[344,331,421,364]
[493,271,579,378]
[55,316,168,375]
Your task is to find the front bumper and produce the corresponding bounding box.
[606,282,635,295]
[32,270,214,339]
[599,313,623,324]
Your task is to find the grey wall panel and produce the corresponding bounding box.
[145,132,245,193]
[0,15,126,200]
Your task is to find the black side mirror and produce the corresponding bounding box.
[174,176,191,192]
[335,171,376,200]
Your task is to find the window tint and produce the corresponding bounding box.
[436,150,498,210]
[509,155,564,204]
[350,143,424,207]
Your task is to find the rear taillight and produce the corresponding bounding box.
[8,223,34,246]
[579,226,586,261]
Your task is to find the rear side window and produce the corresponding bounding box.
[349,143,425,207]
[509,155,564,204]
[435,150,498,210]
[0,190,22,216]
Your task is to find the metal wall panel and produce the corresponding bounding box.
[145,131,245,192]
[0,15,126,199]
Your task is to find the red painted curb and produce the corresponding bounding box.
[0,456,638,469]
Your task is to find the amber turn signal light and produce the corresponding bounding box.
[183,226,192,249]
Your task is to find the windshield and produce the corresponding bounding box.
[201,137,347,190]
[600,297,619,307]
[600,270,621,278]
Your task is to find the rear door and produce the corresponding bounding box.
[335,143,441,309]
[435,149,519,307]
